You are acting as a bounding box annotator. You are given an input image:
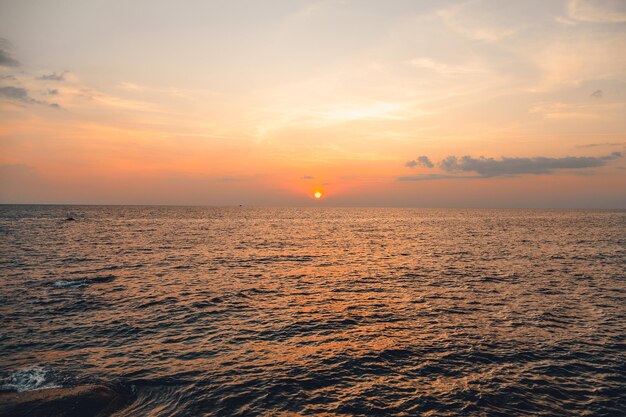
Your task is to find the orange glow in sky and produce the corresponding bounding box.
[0,1,625,207]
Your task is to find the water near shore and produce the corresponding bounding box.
[1,206,625,416]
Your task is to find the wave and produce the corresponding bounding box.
[53,274,116,289]
[0,367,60,393]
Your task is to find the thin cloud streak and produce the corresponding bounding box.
[576,142,625,148]
[398,174,475,181]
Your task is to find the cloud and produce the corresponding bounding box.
[0,50,20,67]
[214,176,250,182]
[47,89,59,96]
[409,58,484,76]
[405,155,434,169]
[0,86,31,102]
[577,142,625,148]
[439,152,622,177]
[437,2,517,43]
[567,0,626,23]
[0,85,61,108]
[529,101,623,119]
[301,175,315,180]
[590,89,603,98]
[0,38,19,67]
[37,72,66,81]
[398,174,475,181]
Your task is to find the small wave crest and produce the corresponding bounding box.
[54,280,86,289]
[0,367,61,393]
[53,274,116,289]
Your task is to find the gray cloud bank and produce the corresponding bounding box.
[0,49,19,67]
[0,38,19,67]
[0,86,60,108]
[38,72,65,81]
[400,152,622,180]
[0,86,34,102]
[440,153,622,177]
[405,155,434,168]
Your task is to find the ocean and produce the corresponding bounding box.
[1,206,625,416]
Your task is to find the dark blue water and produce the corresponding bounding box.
[1,206,625,416]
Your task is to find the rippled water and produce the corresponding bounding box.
[1,206,625,416]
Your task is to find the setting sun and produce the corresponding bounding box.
[314,191,322,199]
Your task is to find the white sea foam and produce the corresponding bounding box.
[53,280,85,288]
[1,367,61,392]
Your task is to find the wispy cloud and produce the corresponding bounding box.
[567,0,626,23]
[319,101,410,123]
[437,2,517,43]
[409,58,484,76]
[398,173,474,181]
[577,142,625,148]
[78,88,159,112]
[529,101,624,119]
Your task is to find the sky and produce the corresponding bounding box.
[0,0,625,207]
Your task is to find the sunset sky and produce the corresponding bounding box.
[1,0,625,207]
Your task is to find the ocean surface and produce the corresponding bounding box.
[1,206,625,416]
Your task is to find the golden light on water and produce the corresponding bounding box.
[314,191,322,199]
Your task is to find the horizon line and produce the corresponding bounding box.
[0,203,624,210]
